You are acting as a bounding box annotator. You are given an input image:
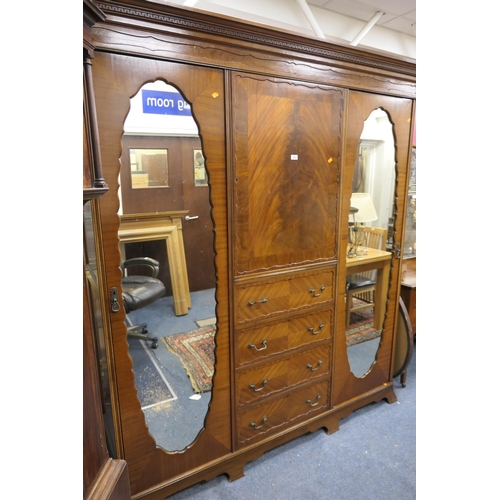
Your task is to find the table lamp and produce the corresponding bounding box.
[348,193,378,257]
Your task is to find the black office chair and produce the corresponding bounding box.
[122,257,166,349]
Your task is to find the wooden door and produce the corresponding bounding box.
[120,135,214,292]
[92,52,230,497]
[181,136,215,292]
[333,91,415,406]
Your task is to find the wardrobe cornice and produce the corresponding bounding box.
[92,0,415,98]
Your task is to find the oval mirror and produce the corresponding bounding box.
[119,80,216,452]
[346,108,395,377]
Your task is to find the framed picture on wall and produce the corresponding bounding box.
[194,149,207,186]
[129,148,169,189]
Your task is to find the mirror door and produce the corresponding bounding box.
[333,91,414,405]
[117,80,216,452]
[92,52,230,496]
[346,108,395,377]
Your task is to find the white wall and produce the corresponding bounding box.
[360,110,395,229]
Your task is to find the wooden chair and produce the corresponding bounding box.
[345,227,388,328]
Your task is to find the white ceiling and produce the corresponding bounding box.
[308,0,416,37]
[168,0,416,58]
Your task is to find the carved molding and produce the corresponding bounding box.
[84,0,106,56]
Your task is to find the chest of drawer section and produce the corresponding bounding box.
[236,343,331,406]
[233,268,335,448]
[236,309,332,366]
[235,270,334,325]
[236,378,330,446]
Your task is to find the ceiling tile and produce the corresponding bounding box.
[357,0,415,16]
[309,0,415,36]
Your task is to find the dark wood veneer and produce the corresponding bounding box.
[232,73,341,275]
[84,3,131,500]
[92,52,231,495]
[91,1,415,99]
[93,0,415,78]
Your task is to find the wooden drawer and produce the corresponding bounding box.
[235,270,334,324]
[236,379,330,447]
[236,309,332,366]
[236,344,331,405]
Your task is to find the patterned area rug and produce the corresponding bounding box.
[346,303,381,346]
[162,308,377,391]
[162,325,216,393]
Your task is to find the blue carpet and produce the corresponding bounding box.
[167,349,416,500]
[126,289,214,452]
[128,341,175,405]
[127,289,416,498]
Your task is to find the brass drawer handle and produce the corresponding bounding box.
[309,286,326,297]
[308,323,324,335]
[306,394,321,407]
[248,339,268,351]
[249,379,268,392]
[249,416,268,430]
[248,297,268,306]
[306,360,323,372]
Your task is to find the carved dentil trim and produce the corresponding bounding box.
[94,1,416,78]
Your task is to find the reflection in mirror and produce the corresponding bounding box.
[84,201,117,454]
[194,149,207,186]
[120,81,216,452]
[346,108,395,377]
[130,148,169,188]
[404,147,416,257]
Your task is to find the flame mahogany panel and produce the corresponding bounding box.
[232,73,342,275]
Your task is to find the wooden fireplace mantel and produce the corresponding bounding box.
[118,211,191,316]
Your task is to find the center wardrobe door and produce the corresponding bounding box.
[92,52,230,497]
[231,73,341,275]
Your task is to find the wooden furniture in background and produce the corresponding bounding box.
[87,1,415,497]
[401,257,417,334]
[118,211,191,316]
[345,227,388,327]
[365,227,389,253]
[393,297,415,387]
[346,247,392,331]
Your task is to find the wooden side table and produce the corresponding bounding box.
[346,247,392,331]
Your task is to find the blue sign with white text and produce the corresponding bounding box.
[142,90,192,116]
